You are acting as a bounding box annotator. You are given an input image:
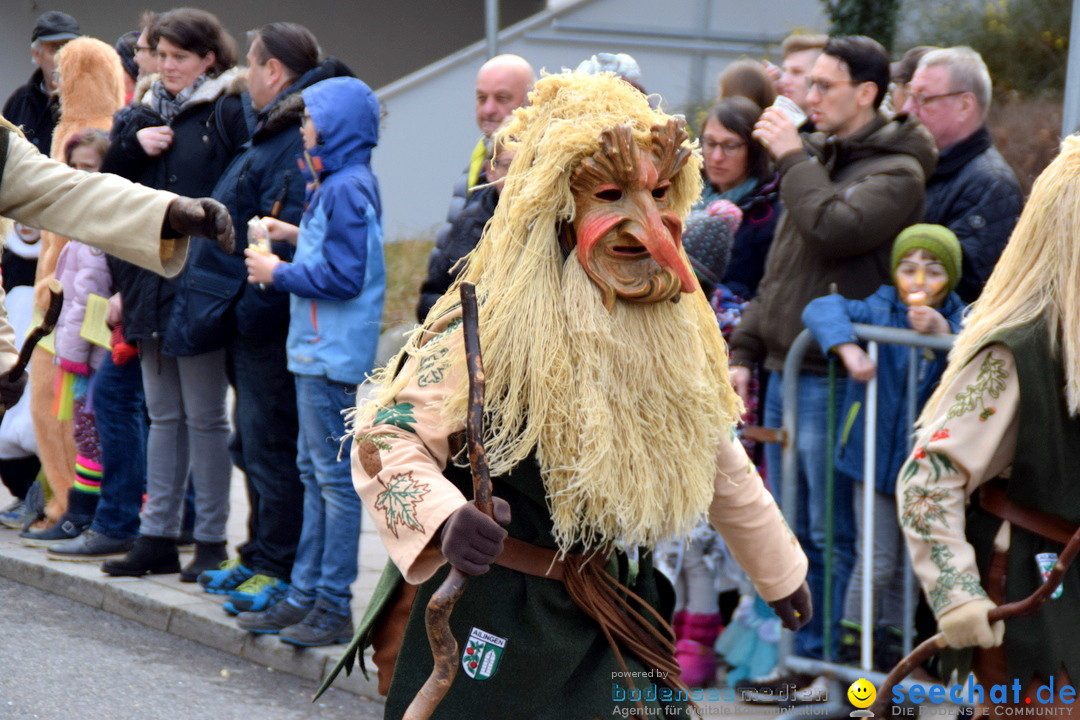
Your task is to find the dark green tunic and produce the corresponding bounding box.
[341,457,692,719]
[966,319,1080,683]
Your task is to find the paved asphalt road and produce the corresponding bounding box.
[0,576,384,720]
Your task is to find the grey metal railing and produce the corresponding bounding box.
[775,325,957,716]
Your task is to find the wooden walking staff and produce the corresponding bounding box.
[403,281,493,720]
[9,279,63,380]
[870,525,1080,717]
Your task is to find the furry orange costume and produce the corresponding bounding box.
[31,37,124,523]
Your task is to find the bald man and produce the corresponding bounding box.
[417,54,535,321]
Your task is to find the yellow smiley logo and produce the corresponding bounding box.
[848,678,876,709]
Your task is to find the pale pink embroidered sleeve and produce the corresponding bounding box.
[897,344,1019,619]
[351,320,470,585]
[708,429,809,603]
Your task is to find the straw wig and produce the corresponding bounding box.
[363,72,743,553]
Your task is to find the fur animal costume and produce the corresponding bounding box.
[31,37,124,523]
[339,73,809,719]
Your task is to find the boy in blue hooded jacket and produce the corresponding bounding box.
[242,76,385,645]
[801,223,966,669]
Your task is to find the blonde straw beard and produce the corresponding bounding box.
[539,253,737,553]
[920,135,1080,423]
[365,246,742,555]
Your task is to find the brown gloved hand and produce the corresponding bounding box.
[437,497,512,575]
[939,598,1004,649]
[166,197,235,254]
[768,580,813,631]
[0,371,28,411]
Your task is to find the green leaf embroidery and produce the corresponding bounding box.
[373,402,417,433]
[431,317,463,344]
[945,351,1008,421]
[357,432,395,453]
[925,451,958,483]
[374,471,429,538]
[929,567,986,613]
[417,346,450,387]
[959,575,987,598]
[929,543,955,571]
[901,485,951,539]
[899,458,918,486]
[929,567,956,612]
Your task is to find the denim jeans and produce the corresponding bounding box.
[228,332,302,580]
[89,352,147,539]
[763,370,855,660]
[287,374,360,615]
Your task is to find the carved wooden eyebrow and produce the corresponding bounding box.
[570,124,639,195]
[650,117,690,182]
[570,119,690,195]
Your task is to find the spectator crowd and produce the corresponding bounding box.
[0,5,1030,692]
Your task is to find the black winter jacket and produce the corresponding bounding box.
[416,184,498,321]
[164,59,356,356]
[923,125,1022,303]
[102,71,248,343]
[2,69,57,154]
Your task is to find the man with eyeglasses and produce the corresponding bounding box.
[728,35,936,675]
[2,11,81,154]
[903,47,1021,303]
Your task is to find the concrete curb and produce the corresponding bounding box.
[0,534,381,700]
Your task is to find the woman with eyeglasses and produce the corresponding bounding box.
[655,95,784,687]
[100,7,249,581]
[697,96,781,301]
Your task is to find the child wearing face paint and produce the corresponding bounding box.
[801,224,966,670]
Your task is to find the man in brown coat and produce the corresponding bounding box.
[729,35,936,671]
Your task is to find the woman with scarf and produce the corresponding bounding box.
[100,8,248,581]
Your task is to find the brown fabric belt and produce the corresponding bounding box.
[494,536,566,581]
[979,484,1079,546]
[493,536,689,699]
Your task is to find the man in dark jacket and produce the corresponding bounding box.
[731,35,937,667]
[416,54,534,321]
[903,46,1022,303]
[416,139,514,319]
[175,23,355,608]
[2,11,81,154]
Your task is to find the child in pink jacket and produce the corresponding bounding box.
[21,130,112,546]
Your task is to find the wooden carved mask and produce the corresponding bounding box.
[567,119,696,310]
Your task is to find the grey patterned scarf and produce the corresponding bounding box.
[149,75,206,122]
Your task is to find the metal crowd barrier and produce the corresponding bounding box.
[774,324,956,717]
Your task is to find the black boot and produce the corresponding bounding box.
[180,541,228,582]
[102,535,180,576]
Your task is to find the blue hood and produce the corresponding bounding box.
[301,76,379,176]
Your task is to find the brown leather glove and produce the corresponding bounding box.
[437,497,512,575]
[768,580,813,631]
[165,197,235,254]
[0,371,28,411]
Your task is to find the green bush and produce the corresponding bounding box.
[822,0,902,49]
[896,0,1069,95]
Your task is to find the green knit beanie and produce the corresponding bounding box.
[890,224,963,293]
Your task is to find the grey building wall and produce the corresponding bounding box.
[1,0,825,243]
[0,0,543,110]
[375,0,825,241]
